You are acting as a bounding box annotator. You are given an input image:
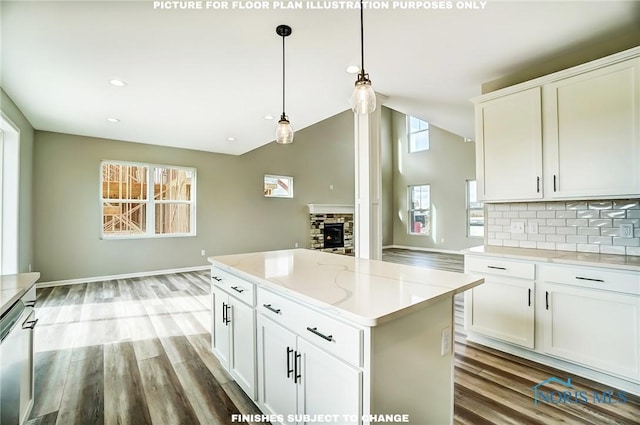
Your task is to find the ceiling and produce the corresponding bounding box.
[1,1,639,155]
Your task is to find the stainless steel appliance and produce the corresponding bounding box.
[0,299,34,425]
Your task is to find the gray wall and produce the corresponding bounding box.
[390,110,478,251]
[380,106,393,246]
[1,88,35,273]
[33,110,354,282]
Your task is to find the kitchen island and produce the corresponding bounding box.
[208,249,483,425]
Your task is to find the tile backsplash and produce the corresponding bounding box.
[486,199,640,256]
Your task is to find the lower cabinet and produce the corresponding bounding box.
[257,315,361,425]
[20,286,37,425]
[538,265,640,381]
[211,284,256,399]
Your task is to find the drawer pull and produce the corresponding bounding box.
[212,276,222,282]
[286,347,294,378]
[294,351,302,383]
[553,174,557,192]
[306,327,333,342]
[545,291,549,310]
[527,288,532,307]
[22,319,38,330]
[487,266,507,271]
[575,276,604,283]
[536,176,540,193]
[231,286,245,293]
[24,300,36,308]
[263,304,281,314]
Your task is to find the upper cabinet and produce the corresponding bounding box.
[473,47,640,202]
[476,87,543,201]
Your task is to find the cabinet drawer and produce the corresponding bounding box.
[466,256,535,280]
[211,266,256,306]
[257,288,362,367]
[539,264,640,295]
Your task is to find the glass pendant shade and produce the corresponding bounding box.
[351,76,376,114]
[276,116,294,144]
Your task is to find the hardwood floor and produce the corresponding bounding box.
[28,250,640,425]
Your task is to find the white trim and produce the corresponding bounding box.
[37,264,210,288]
[384,245,464,255]
[307,204,355,214]
[472,46,640,103]
[0,111,20,274]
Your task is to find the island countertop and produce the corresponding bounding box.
[0,272,40,316]
[208,249,483,326]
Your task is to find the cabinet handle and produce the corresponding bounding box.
[22,319,38,330]
[487,265,506,271]
[231,286,245,294]
[306,327,333,342]
[575,276,604,283]
[24,300,36,308]
[545,291,549,310]
[536,176,540,193]
[528,288,532,307]
[222,303,231,325]
[553,175,557,192]
[294,351,302,383]
[286,347,294,379]
[212,276,222,282]
[263,304,281,315]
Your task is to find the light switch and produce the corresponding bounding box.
[510,221,525,234]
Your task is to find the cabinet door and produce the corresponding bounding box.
[257,316,298,425]
[211,285,230,369]
[545,58,640,198]
[466,276,535,348]
[539,283,640,380]
[476,87,543,201]
[229,297,256,400]
[296,338,361,425]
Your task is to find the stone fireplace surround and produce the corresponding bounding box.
[308,204,354,255]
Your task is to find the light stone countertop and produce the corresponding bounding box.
[464,245,640,272]
[0,272,40,316]
[209,248,483,327]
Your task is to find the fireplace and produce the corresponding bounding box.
[323,223,344,248]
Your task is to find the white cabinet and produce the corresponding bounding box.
[465,257,535,348]
[257,316,361,425]
[538,264,640,381]
[475,87,543,201]
[210,268,256,400]
[473,47,640,202]
[544,57,640,198]
[20,286,36,425]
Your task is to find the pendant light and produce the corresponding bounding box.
[351,0,376,114]
[276,25,294,144]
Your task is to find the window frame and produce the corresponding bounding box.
[100,160,197,239]
[466,179,484,238]
[408,184,431,236]
[407,116,430,153]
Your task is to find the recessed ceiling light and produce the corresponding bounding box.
[263,114,275,120]
[109,79,127,87]
[346,65,360,74]
[227,137,236,141]
[106,117,120,123]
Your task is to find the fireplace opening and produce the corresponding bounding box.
[323,223,344,248]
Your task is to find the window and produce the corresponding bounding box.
[467,180,484,238]
[101,161,196,238]
[408,185,430,235]
[408,116,429,153]
[0,113,20,274]
[264,174,293,198]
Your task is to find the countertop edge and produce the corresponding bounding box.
[463,246,640,272]
[1,272,41,316]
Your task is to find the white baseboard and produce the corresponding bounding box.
[384,245,464,255]
[37,265,210,288]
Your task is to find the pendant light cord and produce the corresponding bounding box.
[360,0,365,76]
[282,34,286,118]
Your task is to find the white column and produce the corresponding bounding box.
[354,94,387,260]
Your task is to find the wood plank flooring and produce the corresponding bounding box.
[28,249,640,425]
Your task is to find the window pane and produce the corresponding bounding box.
[155,168,193,201]
[467,180,484,238]
[409,130,429,152]
[411,185,430,210]
[103,202,146,235]
[155,203,191,234]
[409,116,421,132]
[410,210,430,235]
[102,163,148,200]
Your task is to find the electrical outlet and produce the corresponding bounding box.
[620,223,634,238]
[200,249,206,256]
[528,222,539,234]
[510,221,525,234]
[440,327,451,356]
